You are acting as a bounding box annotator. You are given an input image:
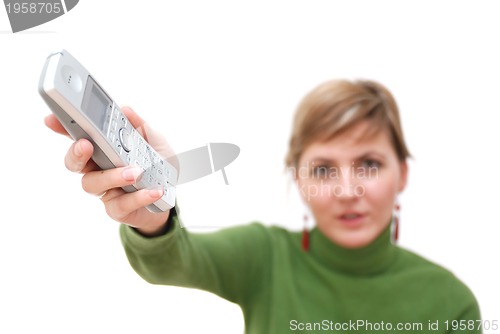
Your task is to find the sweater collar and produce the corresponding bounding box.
[309,223,397,276]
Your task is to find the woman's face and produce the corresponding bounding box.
[296,120,407,249]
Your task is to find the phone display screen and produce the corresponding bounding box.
[82,76,111,131]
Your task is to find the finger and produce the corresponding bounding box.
[44,114,71,139]
[97,187,122,201]
[121,105,174,156]
[121,106,145,128]
[80,160,101,174]
[65,139,95,173]
[81,166,143,196]
[103,188,164,222]
[121,106,153,143]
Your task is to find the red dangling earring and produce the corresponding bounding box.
[302,214,310,251]
[392,201,400,243]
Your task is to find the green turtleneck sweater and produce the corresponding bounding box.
[120,211,481,334]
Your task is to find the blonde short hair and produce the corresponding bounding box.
[285,79,411,168]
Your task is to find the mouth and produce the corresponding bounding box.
[338,212,366,226]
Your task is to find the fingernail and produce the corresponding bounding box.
[74,141,83,157]
[122,167,143,182]
[148,188,163,198]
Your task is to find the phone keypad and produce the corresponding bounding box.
[104,105,176,208]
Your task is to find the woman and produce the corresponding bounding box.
[45,79,481,333]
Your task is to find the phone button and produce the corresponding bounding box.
[119,128,131,152]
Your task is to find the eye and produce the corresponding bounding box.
[311,165,331,178]
[357,159,382,180]
[361,159,381,169]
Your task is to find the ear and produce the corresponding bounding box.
[398,160,408,193]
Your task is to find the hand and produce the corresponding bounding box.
[44,106,176,236]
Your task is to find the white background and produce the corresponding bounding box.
[1,1,499,333]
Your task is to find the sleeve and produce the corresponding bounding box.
[447,275,483,334]
[455,305,482,334]
[119,209,273,305]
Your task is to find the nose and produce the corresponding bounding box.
[333,165,362,200]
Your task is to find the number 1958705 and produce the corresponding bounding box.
[5,2,62,14]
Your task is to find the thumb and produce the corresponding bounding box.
[120,106,150,141]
